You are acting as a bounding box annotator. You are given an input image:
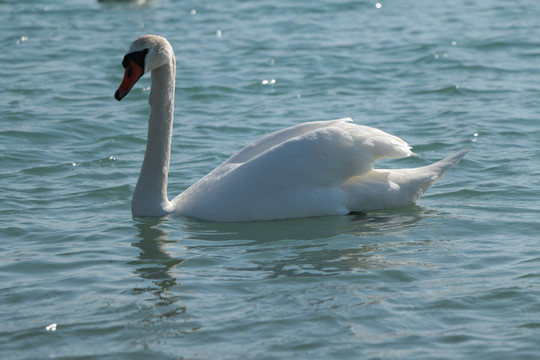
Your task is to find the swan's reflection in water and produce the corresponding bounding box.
[131,218,182,296]
[130,206,434,286]
[182,207,429,242]
[130,218,191,327]
[127,206,438,347]
[179,205,436,279]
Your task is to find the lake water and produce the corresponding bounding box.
[1,0,539,359]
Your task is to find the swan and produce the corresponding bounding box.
[114,35,469,222]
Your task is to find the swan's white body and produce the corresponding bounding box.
[115,35,469,222]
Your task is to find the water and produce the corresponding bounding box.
[1,0,539,358]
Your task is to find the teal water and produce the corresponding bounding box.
[1,0,539,359]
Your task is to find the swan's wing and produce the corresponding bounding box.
[188,120,413,195]
[224,118,354,164]
[226,121,413,189]
[225,118,411,166]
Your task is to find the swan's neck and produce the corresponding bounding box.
[132,58,176,216]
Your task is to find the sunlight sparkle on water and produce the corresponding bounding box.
[16,36,28,45]
[45,323,57,331]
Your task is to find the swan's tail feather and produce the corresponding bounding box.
[342,147,470,212]
[422,147,471,182]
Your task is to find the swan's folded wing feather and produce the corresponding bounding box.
[225,118,412,165]
[224,118,354,164]
[222,121,413,189]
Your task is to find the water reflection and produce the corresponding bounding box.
[182,205,433,243]
[125,206,444,346]
[129,205,440,283]
[129,217,206,343]
[130,218,185,312]
[177,205,437,279]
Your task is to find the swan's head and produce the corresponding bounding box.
[114,35,174,101]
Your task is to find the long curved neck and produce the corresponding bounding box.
[132,57,176,216]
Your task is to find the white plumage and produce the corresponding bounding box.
[115,35,469,222]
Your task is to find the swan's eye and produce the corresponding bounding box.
[121,48,149,70]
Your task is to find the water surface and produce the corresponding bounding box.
[1,0,539,359]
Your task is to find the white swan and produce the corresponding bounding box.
[115,35,469,222]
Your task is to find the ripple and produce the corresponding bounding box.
[2,0,540,359]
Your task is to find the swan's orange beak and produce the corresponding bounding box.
[115,60,144,101]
